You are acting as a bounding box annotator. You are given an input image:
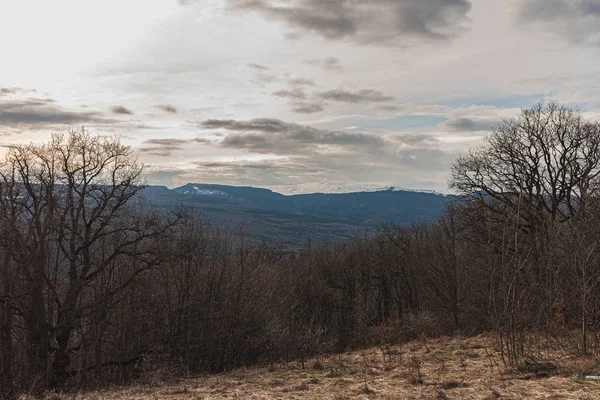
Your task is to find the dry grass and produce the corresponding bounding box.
[38,334,600,400]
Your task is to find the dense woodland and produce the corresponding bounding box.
[2,102,600,397]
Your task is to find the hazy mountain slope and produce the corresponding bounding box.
[142,184,451,247]
[289,189,449,225]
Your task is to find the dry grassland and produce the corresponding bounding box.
[35,334,600,400]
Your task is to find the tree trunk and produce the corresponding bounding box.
[50,284,80,388]
[27,272,50,390]
[1,253,14,398]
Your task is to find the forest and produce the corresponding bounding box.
[2,101,600,398]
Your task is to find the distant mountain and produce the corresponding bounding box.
[142,183,452,248]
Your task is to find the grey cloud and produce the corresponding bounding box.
[228,0,472,45]
[167,117,456,191]
[0,87,20,96]
[318,89,395,103]
[191,137,212,144]
[247,63,280,87]
[374,104,402,112]
[248,62,270,71]
[293,102,324,113]
[203,118,288,132]
[373,103,450,115]
[249,67,278,86]
[440,117,502,132]
[272,88,307,100]
[111,105,134,115]
[136,124,167,130]
[273,85,395,113]
[142,150,173,157]
[199,161,280,170]
[289,77,316,86]
[0,100,108,128]
[156,104,178,113]
[516,0,600,21]
[512,0,600,44]
[323,57,343,70]
[144,139,190,146]
[27,97,56,103]
[305,57,343,71]
[272,87,325,113]
[141,137,212,156]
[232,0,356,40]
[202,117,386,154]
[391,133,441,147]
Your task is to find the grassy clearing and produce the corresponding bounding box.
[35,334,600,400]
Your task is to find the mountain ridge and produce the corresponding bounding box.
[142,183,452,248]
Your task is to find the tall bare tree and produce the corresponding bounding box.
[0,129,171,389]
[450,101,600,231]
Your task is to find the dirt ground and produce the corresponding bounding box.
[37,334,600,399]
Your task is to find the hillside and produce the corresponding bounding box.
[67,334,599,400]
[142,184,452,247]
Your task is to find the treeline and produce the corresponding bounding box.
[2,102,600,397]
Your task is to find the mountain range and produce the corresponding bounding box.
[143,184,453,248]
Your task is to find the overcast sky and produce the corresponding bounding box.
[1,0,600,193]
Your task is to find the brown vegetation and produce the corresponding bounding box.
[48,335,600,399]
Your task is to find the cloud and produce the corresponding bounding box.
[228,0,472,45]
[155,104,178,113]
[318,89,395,103]
[271,85,397,114]
[248,63,279,86]
[439,117,503,132]
[292,102,324,113]
[272,87,325,113]
[110,105,134,115]
[0,87,20,96]
[144,138,190,146]
[27,97,56,104]
[143,168,185,186]
[135,124,165,130]
[140,137,212,156]
[511,0,600,44]
[289,77,316,86]
[272,88,307,100]
[203,118,286,131]
[247,62,270,71]
[373,103,450,115]
[191,137,212,144]
[391,133,441,147]
[159,116,459,192]
[323,56,343,70]
[185,146,453,192]
[305,57,343,71]
[202,117,386,154]
[374,104,404,112]
[0,99,108,129]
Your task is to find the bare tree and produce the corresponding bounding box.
[450,101,600,232]
[0,129,172,389]
[450,101,600,365]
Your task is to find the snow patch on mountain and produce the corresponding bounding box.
[179,186,232,197]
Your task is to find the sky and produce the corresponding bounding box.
[1,0,600,194]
